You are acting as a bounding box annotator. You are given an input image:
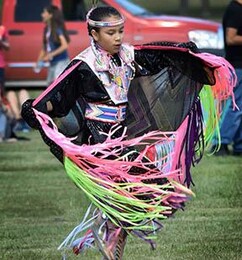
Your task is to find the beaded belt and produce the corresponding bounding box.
[85,103,127,123]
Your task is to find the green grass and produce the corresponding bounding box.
[0,131,242,259]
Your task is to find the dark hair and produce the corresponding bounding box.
[87,6,122,36]
[43,5,70,47]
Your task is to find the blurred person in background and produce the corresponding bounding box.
[0,23,17,139]
[0,24,9,93]
[34,5,70,85]
[6,89,31,132]
[0,92,30,141]
[212,0,242,156]
[0,93,13,142]
[0,91,19,142]
[0,23,31,133]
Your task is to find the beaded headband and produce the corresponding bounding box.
[87,18,124,27]
[86,7,125,28]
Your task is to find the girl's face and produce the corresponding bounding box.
[91,15,124,55]
[41,9,52,24]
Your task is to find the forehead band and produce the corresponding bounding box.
[87,17,125,28]
[86,7,125,28]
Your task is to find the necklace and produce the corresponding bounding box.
[91,40,135,101]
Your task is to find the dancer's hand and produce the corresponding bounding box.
[21,99,41,129]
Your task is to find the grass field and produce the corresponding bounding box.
[0,131,241,260]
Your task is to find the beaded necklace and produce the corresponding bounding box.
[91,39,135,101]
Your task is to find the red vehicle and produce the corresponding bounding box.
[2,0,224,88]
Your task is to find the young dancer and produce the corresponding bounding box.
[22,6,236,260]
[212,0,242,156]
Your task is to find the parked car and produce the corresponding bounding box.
[2,0,224,88]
